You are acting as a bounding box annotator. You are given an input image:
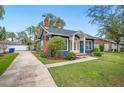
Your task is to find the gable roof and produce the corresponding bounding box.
[41,26,95,39]
[85,33,96,39]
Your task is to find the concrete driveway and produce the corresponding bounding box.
[0,51,56,87]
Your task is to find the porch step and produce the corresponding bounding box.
[76,53,92,58]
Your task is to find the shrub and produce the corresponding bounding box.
[65,52,76,60]
[99,44,104,52]
[48,36,65,57]
[39,51,47,58]
[93,52,102,57]
[92,48,99,52]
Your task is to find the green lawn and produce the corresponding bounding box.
[0,53,18,76]
[32,51,67,64]
[49,52,124,87]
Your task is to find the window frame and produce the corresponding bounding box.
[85,40,93,50]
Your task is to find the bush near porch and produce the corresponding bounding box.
[49,52,124,87]
[0,53,18,76]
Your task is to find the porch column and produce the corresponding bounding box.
[72,34,75,52]
[83,36,86,53]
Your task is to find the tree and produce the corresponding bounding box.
[17,31,28,44]
[0,27,6,41]
[26,26,39,41]
[48,36,65,57]
[17,31,33,50]
[0,6,6,41]
[42,13,66,28]
[87,5,124,52]
[7,32,16,41]
[0,5,5,20]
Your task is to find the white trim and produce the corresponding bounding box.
[85,40,93,50]
[76,40,77,50]
[41,25,51,34]
[72,34,75,52]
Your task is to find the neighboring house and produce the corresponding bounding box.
[94,38,117,51]
[37,17,95,54]
[94,37,124,52]
[0,41,28,53]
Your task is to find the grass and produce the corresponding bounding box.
[32,51,67,64]
[0,53,18,76]
[49,52,124,87]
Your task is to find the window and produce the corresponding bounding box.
[86,40,92,50]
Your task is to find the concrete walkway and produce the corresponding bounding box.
[0,51,56,87]
[46,57,98,68]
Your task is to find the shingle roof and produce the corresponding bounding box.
[85,33,96,39]
[47,27,95,39]
[48,27,77,37]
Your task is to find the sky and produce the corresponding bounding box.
[0,5,99,36]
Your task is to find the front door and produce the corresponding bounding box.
[80,41,83,53]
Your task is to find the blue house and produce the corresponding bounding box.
[37,17,95,55]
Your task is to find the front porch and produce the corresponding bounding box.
[69,32,94,54]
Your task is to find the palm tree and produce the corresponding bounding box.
[0,5,5,20]
[17,31,28,44]
[26,26,39,41]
